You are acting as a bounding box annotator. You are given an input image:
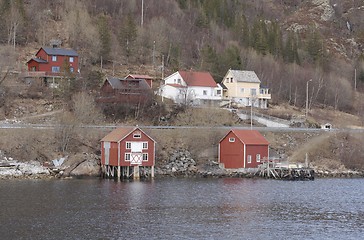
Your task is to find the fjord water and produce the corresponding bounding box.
[0,178,363,240]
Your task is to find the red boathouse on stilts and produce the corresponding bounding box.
[100,127,156,179]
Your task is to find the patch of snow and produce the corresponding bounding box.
[312,0,335,21]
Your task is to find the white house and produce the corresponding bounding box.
[159,70,222,106]
[221,70,271,108]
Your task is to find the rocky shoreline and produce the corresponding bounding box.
[1,150,364,180]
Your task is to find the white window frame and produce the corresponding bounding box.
[142,142,148,149]
[133,132,141,138]
[203,90,207,95]
[70,67,74,73]
[229,137,235,142]
[125,153,131,161]
[247,155,252,163]
[251,88,257,96]
[142,153,148,161]
[126,142,131,149]
[256,154,261,163]
[52,55,57,61]
[51,66,60,73]
[69,56,74,63]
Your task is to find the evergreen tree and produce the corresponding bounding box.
[217,45,242,79]
[233,13,250,48]
[119,14,137,61]
[97,14,111,61]
[251,19,268,55]
[284,31,300,64]
[306,28,322,63]
[200,45,219,79]
[267,21,283,58]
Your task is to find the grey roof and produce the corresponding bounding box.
[227,70,261,83]
[106,77,151,90]
[29,58,48,63]
[107,77,123,89]
[42,47,78,56]
[218,82,228,90]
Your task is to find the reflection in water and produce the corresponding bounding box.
[0,178,363,239]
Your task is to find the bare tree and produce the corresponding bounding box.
[72,92,104,124]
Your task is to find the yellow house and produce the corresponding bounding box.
[221,70,271,108]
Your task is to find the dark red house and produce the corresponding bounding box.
[98,77,152,105]
[100,127,156,179]
[219,129,269,169]
[26,47,79,77]
[125,74,154,88]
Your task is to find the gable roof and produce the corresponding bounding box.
[101,127,156,143]
[101,127,134,142]
[226,70,261,83]
[126,74,153,80]
[104,77,151,90]
[218,82,228,90]
[40,47,78,57]
[27,58,48,64]
[178,71,217,87]
[223,129,269,145]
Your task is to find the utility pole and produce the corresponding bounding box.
[141,0,144,27]
[354,68,357,92]
[306,79,312,119]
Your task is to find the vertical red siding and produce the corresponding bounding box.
[119,129,155,167]
[219,131,269,169]
[219,132,245,168]
[245,145,268,168]
[101,128,155,167]
[30,48,79,73]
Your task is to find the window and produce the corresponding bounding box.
[126,142,131,149]
[256,154,261,162]
[203,90,207,95]
[133,132,141,138]
[142,142,148,149]
[240,88,244,93]
[142,153,148,161]
[251,88,257,96]
[216,89,221,95]
[229,137,235,142]
[52,55,57,61]
[230,77,233,83]
[69,57,74,63]
[51,66,60,73]
[177,79,181,84]
[70,67,74,73]
[247,155,252,163]
[125,153,131,161]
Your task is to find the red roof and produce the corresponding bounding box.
[101,127,156,143]
[166,83,187,88]
[230,129,269,145]
[126,74,153,80]
[179,71,217,87]
[100,127,134,142]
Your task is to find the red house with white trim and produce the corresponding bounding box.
[100,127,156,179]
[219,129,269,169]
[27,47,79,74]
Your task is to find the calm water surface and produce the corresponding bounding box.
[0,178,363,240]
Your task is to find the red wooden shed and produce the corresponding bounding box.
[101,127,156,179]
[219,129,269,169]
